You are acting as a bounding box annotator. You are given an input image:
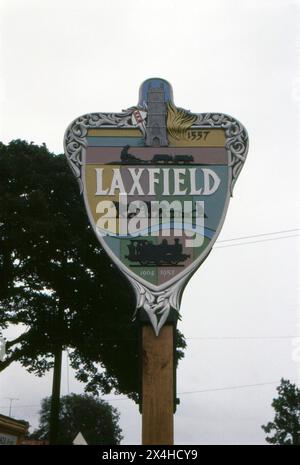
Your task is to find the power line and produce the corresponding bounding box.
[215,233,300,248]
[3,335,297,345]
[0,404,38,409]
[185,335,300,340]
[217,228,300,243]
[1,228,298,411]
[179,379,300,395]
[49,334,300,342]
[1,378,299,408]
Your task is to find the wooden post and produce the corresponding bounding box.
[142,324,174,445]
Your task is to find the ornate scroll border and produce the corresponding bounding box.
[64,108,249,334]
[194,112,249,194]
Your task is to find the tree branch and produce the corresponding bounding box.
[6,330,31,349]
[0,348,23,372]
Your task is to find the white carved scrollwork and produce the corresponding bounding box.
[195,113,249,194]
[64,106,248,335]
[129,277,184,335]
[64,107,143,192]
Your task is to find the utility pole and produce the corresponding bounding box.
[49,344,63,444]
[5,397,19,417]
[293,432,300,445]
[49,299,63,445]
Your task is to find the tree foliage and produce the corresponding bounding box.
[30,393,123,444]
[261,378,300,445]
[0,140,186,400]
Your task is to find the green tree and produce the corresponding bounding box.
[0,140,186,400]
[261,378,300,445]
[30,393,123,444]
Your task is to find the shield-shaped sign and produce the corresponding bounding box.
[64,78,248,334]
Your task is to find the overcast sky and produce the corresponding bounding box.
[0,0,299,445]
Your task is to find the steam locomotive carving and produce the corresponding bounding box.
[126,238,190,266]
[119,145,194,164]
[151,154,194,163]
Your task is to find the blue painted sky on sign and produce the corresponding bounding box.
[138,78,173,106]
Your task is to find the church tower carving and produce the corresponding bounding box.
[145,83,169,147]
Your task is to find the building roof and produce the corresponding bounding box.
[0,413,29,436]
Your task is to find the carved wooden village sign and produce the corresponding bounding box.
[64,78,249,335]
